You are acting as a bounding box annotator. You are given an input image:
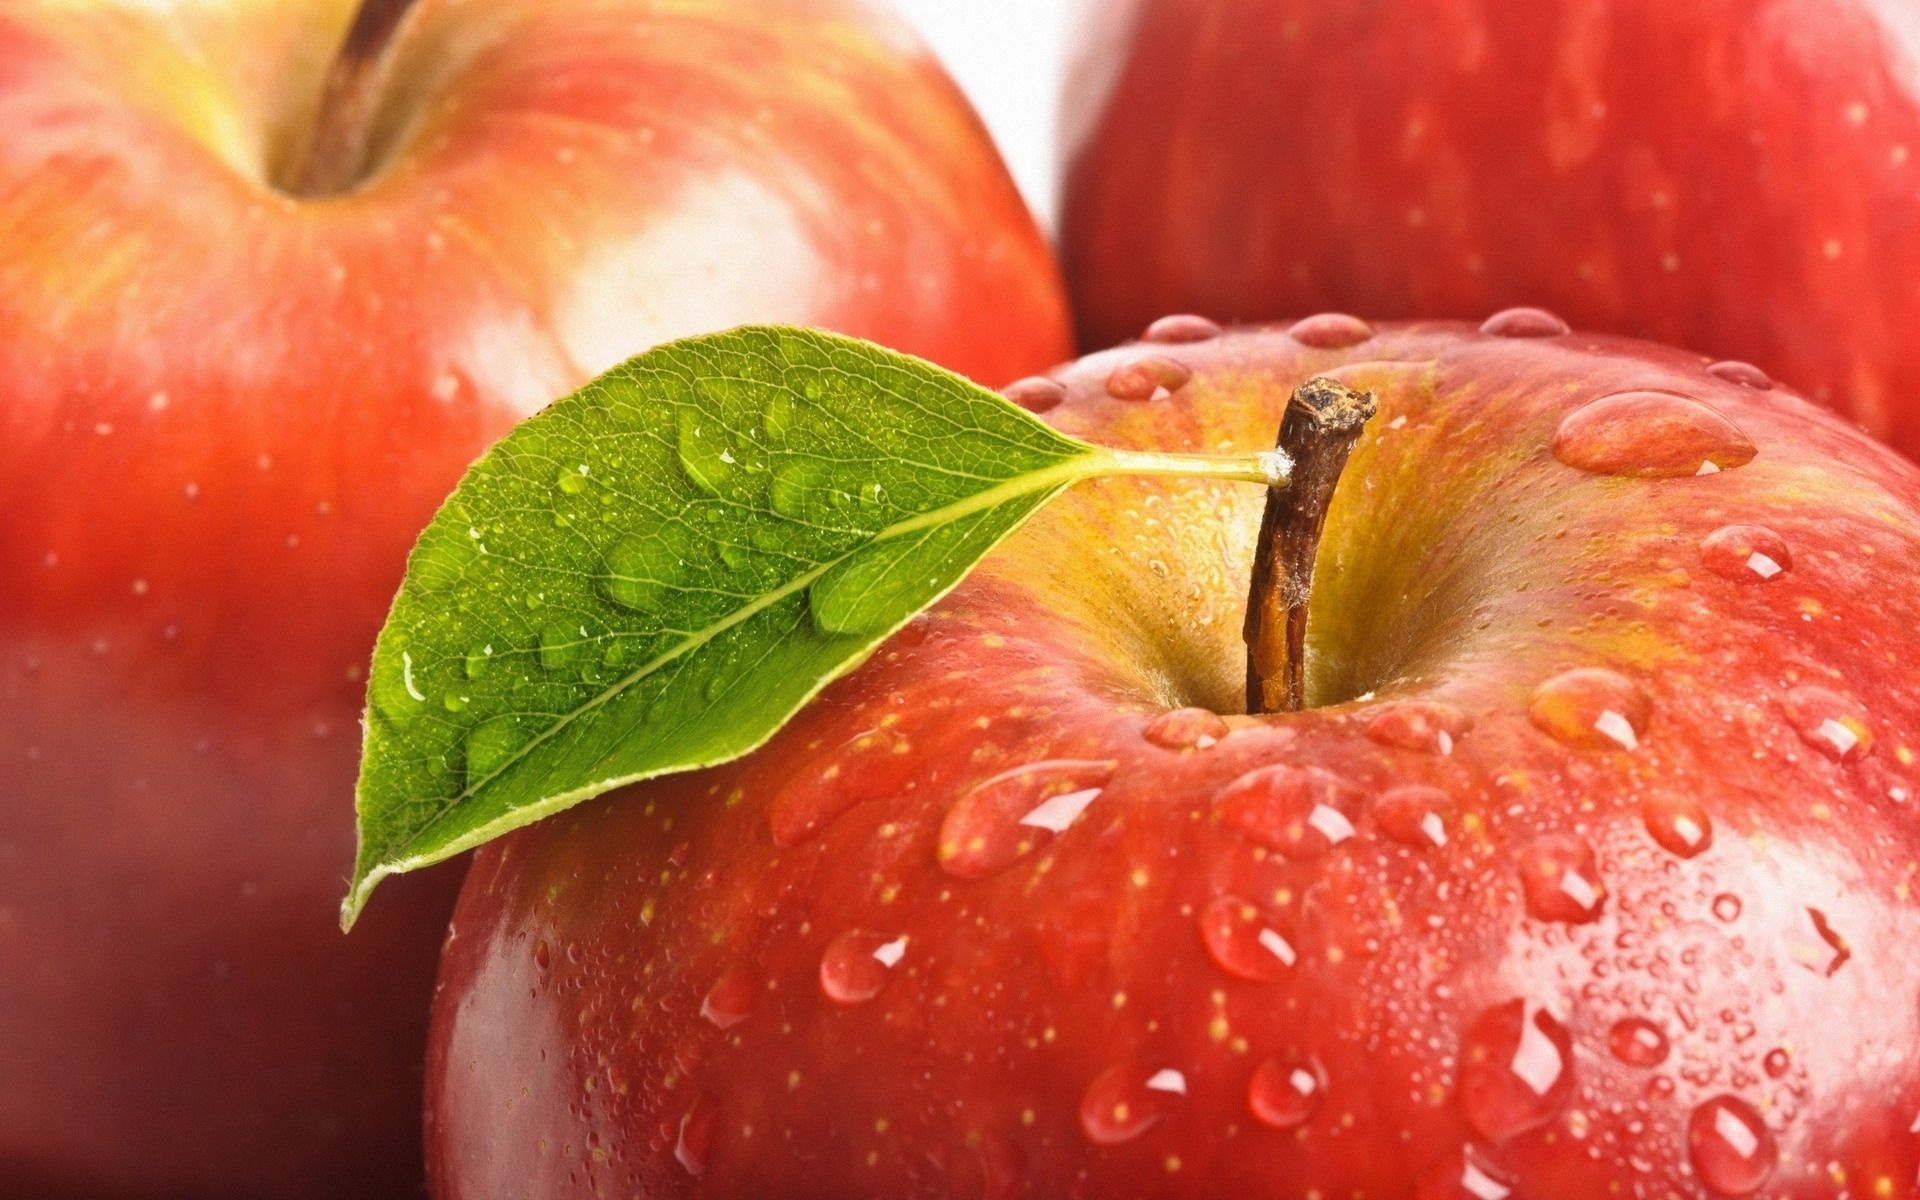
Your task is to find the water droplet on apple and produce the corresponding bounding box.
[1247,1056,1325,1129]
[1608,1017,1670,1066]
[1516,834,1607,923]
[937,760,1115,879]
[1197,894,1297,982]
[532,939,551,970]
[1287,312,1375,349]
[1552,391,1756,477]
[1078,1062,1182,1145]
[1414,1145,1516,1200]
[1374,785,1454,849]
[1687,1095,1775,1195]
[1364,700,1473,754]
[1457,1000,1575,1141]
[819,930,907,1005]
[464,715,527,782]
[602,535,667,613]
[1213,764,1362,859]
[676,407,737,496]
[1707,360,1773,390]
[1142,707,1230,750]
[1701,524,1790,582]
[770,727,915,846]
[1712,893,1744,922]
[700,966,756,1030]
[1479,307,1569,337]
[1782,685,1872,761]
[674,1094,719,1176]
[1528,667,1650,751]
[1002,376,1067,413]
[1142,313,1222,343]
[1642,793,1713,858]
[1104,355,1192,401]
[1762,1047,1791,1078]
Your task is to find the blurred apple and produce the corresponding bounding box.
[1059,0,1920,454]
[0,0,1067,1194]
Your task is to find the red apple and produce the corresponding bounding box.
[0,0,1067,1193]
[426,313,1920,1197]
[1058,0,1920,456]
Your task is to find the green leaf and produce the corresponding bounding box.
[344,326,1282,928]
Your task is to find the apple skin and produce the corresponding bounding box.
[0,1,1068,1194]
[424,314,1920,1197]
[1058,0,1920,455]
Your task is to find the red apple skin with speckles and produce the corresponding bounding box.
[426,317,1920,1196]
[0,1,1066,1194]
[1059,0,1920,455]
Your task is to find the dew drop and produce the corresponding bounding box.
[1608,1017,1670,1067]
[369,648,428,722]
[1414,1146,1516,1200]
[1457,1000,1575,1141]
[1197,894,1296,982]
[1782,685,1872,762]
[1687,1095,1775,1195]
[1552,391,1756,477]
[602,535,668,613]
[1762,1048,1790,1079]
[1143,313,1223,343]
[463,644,494,680]
[769,459,828,520]
[1700,525,1790,582]
[1287,312,1375,349]
[1212,764,1362,859]
[1079,1062,1181,1145]
[1247,1056,1324,1129]
[1642,794,1713,858]
[819,930,906,1005]
[1364,700,1473,754]
[675,1094,719,1176]
[761,390,796,439]
[1104,355,1192,401]
[1142,707,1230,750]
[700,967,756,1030]
[676,408,737,496]
[1374,785,1454,849]
[1480,307,1569,338]
[1712,893,1744,923]
[769,727,916,847]
[555,466,589,496]
[1528,667,1650,751]
[1002,376,1067,414]
[532,939,551,970]
[1707,360,1773,390]
[1516,834,1607,923]
[538,620,589,669]
[465,715,527,781]
[937,760,1115,879]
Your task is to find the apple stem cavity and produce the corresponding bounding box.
[283,0,421,196]
[1243,377,1378,714]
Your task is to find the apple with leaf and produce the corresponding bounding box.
[346,309,1920,1196]
[0,0,1066,1192]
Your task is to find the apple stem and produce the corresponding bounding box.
[283,0,421,196]
[1243,377,1377,714]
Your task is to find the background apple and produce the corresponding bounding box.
[427,315,1920,1196]
[1058,0,1920,455]
[0,0,1068,1193]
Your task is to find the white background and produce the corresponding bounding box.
[892,0,1075,230]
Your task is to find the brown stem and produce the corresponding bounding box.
[1243,377,1378,714]
[283,0,421,196]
